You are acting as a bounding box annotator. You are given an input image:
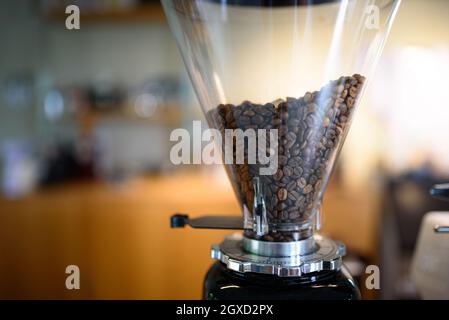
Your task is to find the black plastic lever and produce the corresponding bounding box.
[430,183,449,202]
[171,214,244,230]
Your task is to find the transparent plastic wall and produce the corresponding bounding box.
[163,0,400,241]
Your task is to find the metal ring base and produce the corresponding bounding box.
[211,233,345,277]
[242,236,316,257]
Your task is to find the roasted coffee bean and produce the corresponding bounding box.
[261,103,275,114]
[326,108,335,119]
[243,109,255,117]
[281,176,290,185]
[285,132,297,149]
[295,196,306,207]
[217,104,227,116]
[279,126,288,136]
[277,188,288,201]
[288,190,301,201]
[274,169,283,181]
[291,147,301,156]
[283,166,293,177]
[334,97,345,108]
[297,177,307,189]
[207,74,365,241]
[252,114,264,125]
[278,155,288,166]
[288,209,300,219]
[277,201,288,210]
[278,146,284,155]
[300,139,308,150]
[293,166,303,177]
[281,111,289,121]
[287,191,295,202]
[304,92,313,103]
[238,116,250,126]
[286,131,297,140]
[336,84,344,94]
[289,118,301,127]
[303,184,313,194]
[233,108,242,118]
[288,157,302,167]
[287,180,297,191]
[347,96,355,108]
[279,101,288,111]
[225,111,235,123]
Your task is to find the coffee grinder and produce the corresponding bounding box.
[162,0,401,299]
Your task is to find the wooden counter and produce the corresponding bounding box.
[0,169,380,299]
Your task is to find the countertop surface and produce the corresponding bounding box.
[0,169,380,299]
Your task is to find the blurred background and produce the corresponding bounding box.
[0,0,449,299]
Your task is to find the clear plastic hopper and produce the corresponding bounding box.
[163,0,401,242]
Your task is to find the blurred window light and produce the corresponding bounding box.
[1,141,38,198]
[372,46,449,172]
[134,93,158,118]
[4,75,33,109]
[44,89,65,121]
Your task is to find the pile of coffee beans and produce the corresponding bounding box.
[207,74,365,241]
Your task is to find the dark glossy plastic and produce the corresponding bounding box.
[204,261,360,300]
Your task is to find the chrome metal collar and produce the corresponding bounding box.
[243,236,316,257]
[211,233,345,277]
